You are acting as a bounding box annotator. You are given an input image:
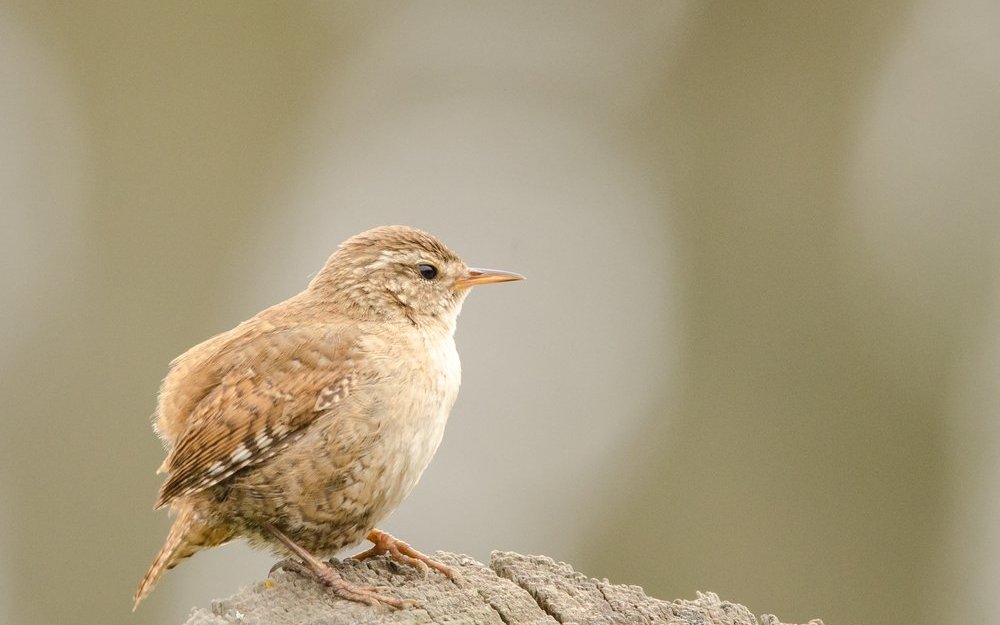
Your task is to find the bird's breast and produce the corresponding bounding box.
[363,326,461,517]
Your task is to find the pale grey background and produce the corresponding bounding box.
[2,3,998,625]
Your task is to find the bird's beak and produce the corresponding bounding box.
[454,267,525,289]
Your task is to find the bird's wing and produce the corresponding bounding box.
[155,325,366,508]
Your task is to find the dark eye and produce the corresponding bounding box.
[417,263,438,280]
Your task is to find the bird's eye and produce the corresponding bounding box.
[417,263,438,280]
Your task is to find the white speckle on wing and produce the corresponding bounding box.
[231,444,251,463]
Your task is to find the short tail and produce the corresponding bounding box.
[133,504,231,610]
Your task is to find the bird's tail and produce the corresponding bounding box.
[133,504,232,610]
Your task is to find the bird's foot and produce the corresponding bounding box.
[269,557,309,577]
[270,556,417,609]
[263,523,416,609]
[354,528,464,586]
[314,563,419,609]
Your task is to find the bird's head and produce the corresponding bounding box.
[308,225,523,328]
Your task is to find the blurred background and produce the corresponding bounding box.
[2,2,998,624]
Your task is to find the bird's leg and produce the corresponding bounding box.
[263,523,417,609]
[353,528,463,585]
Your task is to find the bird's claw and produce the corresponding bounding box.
[269,557,309,577]
[314,565,418,609]
[354,529,464,586]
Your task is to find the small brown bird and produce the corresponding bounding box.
[134,225,523,609]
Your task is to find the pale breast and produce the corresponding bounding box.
[372,325,461,517]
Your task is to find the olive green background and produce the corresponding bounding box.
[3,3,999,625]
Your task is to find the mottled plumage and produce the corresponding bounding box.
[135,225,522,609]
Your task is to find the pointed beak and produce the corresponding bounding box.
[454,267,525,289]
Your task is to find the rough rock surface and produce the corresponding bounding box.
[183,551,823,625]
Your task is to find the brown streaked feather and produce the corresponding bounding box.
[155,325,362,508]
[154,319,273,447]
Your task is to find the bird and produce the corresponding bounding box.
[134,225,523,610]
